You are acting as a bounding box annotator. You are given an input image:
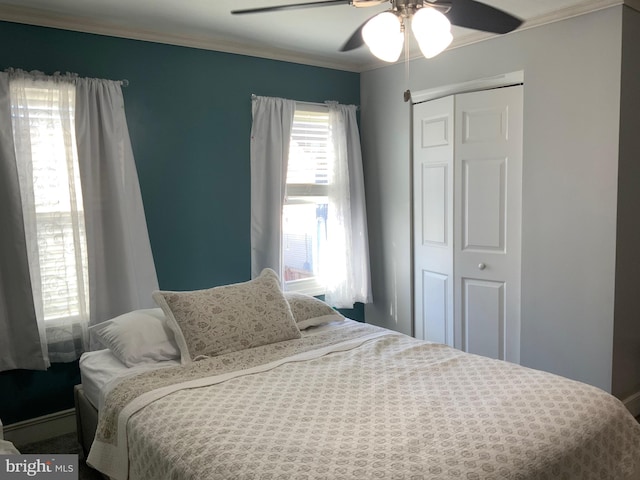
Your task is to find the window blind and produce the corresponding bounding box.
[287,109,331,186]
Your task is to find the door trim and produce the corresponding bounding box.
[410,71,524,106]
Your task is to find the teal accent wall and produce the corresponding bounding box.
[0,20,361,425]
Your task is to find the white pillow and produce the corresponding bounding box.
[89,308,180,367]
[284,292,345,329]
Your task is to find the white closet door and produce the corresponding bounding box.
[453,86,523,363]
[413,96,454,345]
[413,85,523,363]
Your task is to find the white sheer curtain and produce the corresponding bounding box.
[325,103,372,308]
[250,95,296,279]
[10,72,89,363]
[0,72,49,371]
[75,77,159,349]
[0,70,159,368]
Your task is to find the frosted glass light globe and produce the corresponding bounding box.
[362,12,404,63]
[411,7,453,59]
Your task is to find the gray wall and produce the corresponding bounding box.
[361,7,623,392]
[612,5,640,400]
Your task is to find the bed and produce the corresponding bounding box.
[78,269,640,480]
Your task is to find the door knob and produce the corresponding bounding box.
[478,263,486,270]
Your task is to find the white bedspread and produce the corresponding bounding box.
[88,321,640,480]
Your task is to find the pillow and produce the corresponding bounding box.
[89,308,180,367]
[153,268,301,363]
[284,292,345,329]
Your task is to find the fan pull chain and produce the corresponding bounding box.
[403,18,411,102]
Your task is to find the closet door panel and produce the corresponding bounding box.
[413,95,454,345]
[454,86,523,363]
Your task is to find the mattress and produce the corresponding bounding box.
[86,320,640,480]
[79,349,180,409]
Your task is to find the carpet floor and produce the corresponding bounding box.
[17,432,103,480]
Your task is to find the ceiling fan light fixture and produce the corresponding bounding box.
[411,7,453,59]
[415,29,453,59]
[362,11,404,63]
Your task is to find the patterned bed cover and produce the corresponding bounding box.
[87,321,640,480]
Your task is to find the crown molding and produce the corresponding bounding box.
[0,0,628,74]
[624,0,640,11]
[454,0,623,48]
[360,0,623,71]
[0,4,362,72]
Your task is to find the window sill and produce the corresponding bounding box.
[285,277,326,297]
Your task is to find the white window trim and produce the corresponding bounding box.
[284,277,326,296]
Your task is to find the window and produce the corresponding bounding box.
[251,95,370,308]
[2,71,157,370]
[283,106,330,295]
[10,80,89,336]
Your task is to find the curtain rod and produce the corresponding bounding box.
[4,68,128,87]
[251,94,358,109]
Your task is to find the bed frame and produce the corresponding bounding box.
[74,385,99,459]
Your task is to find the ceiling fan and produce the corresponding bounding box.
[231,0,523,62]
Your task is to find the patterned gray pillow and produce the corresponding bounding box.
[153,269,301,363]
[284,292,345,329]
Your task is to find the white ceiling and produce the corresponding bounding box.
[0,0,623,71]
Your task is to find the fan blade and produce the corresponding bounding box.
[340,20,369,51]
[232,0,349,15]
[445,0,522,34]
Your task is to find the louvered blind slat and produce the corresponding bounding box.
[287,109,331,186]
